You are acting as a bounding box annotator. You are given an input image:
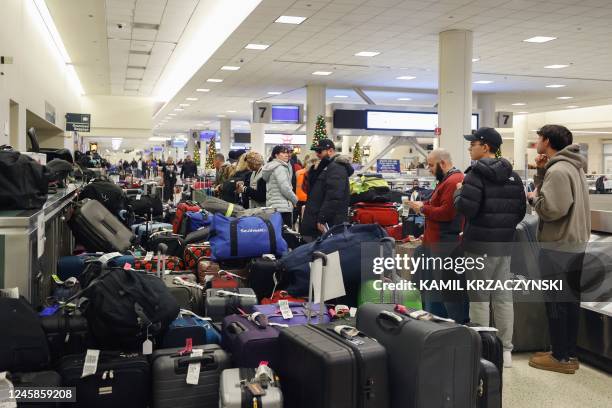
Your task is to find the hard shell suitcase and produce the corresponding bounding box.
[204,288,257,323]
[221,314,281,369]
[40,310,89,362]
[478,358,502,408]
[219,367,283,408]
[57,351,150,408]
[251,302,330,325]
[356,303,481,408]
[68,199,134,253]
[151,344,230,408]
[146,231,185,258]
[351,202,399,227]
[9,370,62,408]
[161,312,221,348]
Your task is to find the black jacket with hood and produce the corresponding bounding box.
[454,157,526,255]
[302,154,355,236]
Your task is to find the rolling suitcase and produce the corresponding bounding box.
[221,314,281,369]
[247,257,284,302]
[467,324,504,381]
[146,231,185,258]
[162,275,205,314]
[351,202,399,227]
[204,288,257,323]
[151,344,230,408]
[356,303,481,408]
[478,358,502,408]
[277,252,389,408]
[251,302,330,325]
[9,370,62,408]
[68,199,134,253]
[161,311,221,348]
[58,351,150,408]
[219,365,283,408]
[131,222,172,244]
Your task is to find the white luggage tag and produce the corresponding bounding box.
[172,277,205,291]
[217,270,245,281]
[98,252,123,266]
[277,300,294,320]
[142,324,153,355]
[216,290,256,298]
[262,254,276,261]
[185,348,203,385]
[466,326,499,333]
[81,349,100,378]
[179,309,212,322]
[144,251,153,262]
[0,371,17,408]
[0,288,19,299]
[408,310,455,323]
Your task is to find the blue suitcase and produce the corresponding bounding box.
[131,222,173,244]
[161,312,221,348]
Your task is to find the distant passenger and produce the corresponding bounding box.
[180,155,198,180]
[162,157,178,203]
[527,125,590,374]
[454,127,526,368]
[262,145,298,226]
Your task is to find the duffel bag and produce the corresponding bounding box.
[209,212,287,261]
[281,223,390,306]
[129,194,163,217]
[0,149,50,210]
[80,178,129,216]
[186,211,213,232]
[198,195,244,217]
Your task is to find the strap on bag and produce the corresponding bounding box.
[230,217,277,258]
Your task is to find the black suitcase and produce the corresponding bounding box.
[478,358,502,408]
[57,351,150,408]
[356,303,481,408]
[146,231,185,258]
[68,199,134,253]
[247,257,284,302]
[40,310,89,362]
[466,324,504,379]
[10,370,62,408]
[150,344,231,408]
[204,288,257,323]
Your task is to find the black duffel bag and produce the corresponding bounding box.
[130,194,163,217]
[0,149,50,210]
[80,178,129,216]
[74,263,179,350]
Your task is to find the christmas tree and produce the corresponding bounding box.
[495,147,502,159]
[352,142,362,164]
[205,140,216,169]
[193,141,201,166]
[310,114,328,150]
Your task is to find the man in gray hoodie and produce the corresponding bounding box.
[526,124,590,374]
[261,145,298,226]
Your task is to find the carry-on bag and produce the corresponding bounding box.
[251,302,330,325]
[131,222,172,243]
[172,202,201,233]
[8,370,62,408]
[478,358,502,408]
[58,351,150,408]
[204,288,257,323]
[161,310,220,348]
[40,309,89,362]
[247,256,285,302]
[221,313,281,369]
[56,253,135,281]
[198,195,244,217]
[219,364,283,408]
[351,202,399,227]
[355,303,481,408]
[184,211,212,235]
[277,252,389,408]
[185,227,211,245]
[466,324,504,380]
[79,178,130,217]
[146,230,185,258]
[151,344,231,408]
[68,199,134,253]
[184,243,212,270]
[129,194,163,217]
[209,270,245,289]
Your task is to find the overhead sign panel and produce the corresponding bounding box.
[253,103,304,124]
[65,113,91,132]
[366,110,479,132]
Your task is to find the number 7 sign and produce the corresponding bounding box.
[496,111,514,128]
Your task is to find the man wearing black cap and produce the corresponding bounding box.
[301,139,355,239]
[454,127,526,368]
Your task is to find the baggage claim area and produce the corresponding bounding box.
[1,0,612,407]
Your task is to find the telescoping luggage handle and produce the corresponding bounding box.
[307,251,328,325]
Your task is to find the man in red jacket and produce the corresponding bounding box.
[408,148,467,322]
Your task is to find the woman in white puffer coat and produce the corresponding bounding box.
[261,145,298,226]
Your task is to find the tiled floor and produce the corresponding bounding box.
[504,353,612,408]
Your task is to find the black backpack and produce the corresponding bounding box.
[77,264,179,350]
[0,150,50,210]
[80,178,129,216]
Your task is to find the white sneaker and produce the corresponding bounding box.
[503,350,513,368]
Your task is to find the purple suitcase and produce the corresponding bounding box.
[221,314,281,369]
[251,302,331,325]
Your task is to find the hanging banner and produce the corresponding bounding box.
[376,159,401,173]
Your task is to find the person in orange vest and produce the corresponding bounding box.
[295,155,319,227]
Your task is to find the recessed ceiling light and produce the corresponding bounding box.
[557,96,573,99]
[221,66,240,71]
[472,58,480,62]
[179,103,190,107]
[334,95,348,98]
[227,110,236,113]
[168,113,177,116]
[512,103,527,106]
[196,123,204,126]
[397,97,412,101]
[217,114,226,117]
[546,84,566,88]
[267,91,282,95]
[474,80,494,84]
[517,111,529,114]
[174,108,184,111]
[312,71,332,76]
[196,88,210,92]
[567,105,579,108]
[186,97,198,101]
[544,64,569,69]
[207,78,223,83]
[523,36,557,43]
[396,76,416,80]
[245,43,270,50]
[275,15,307,24]
[355,51,380,57]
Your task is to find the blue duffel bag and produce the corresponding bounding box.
[281,223,390,306]
[186,211,212,234]
[209,212,287,261]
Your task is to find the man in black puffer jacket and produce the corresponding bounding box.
[301,139,355,239]
[454,127,526,369]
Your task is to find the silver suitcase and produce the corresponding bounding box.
[219,367,283,408]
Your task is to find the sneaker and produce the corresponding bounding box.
[528,353,576,374]
[503,350,513,368]
[533,351,579,370]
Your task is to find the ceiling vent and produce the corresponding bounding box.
[132,23,160,30]
[129,50,151,56]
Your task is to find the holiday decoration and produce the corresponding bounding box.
[352,142,362,164]
[495,147,502,159]
[205,140,216,169]
[310,114,328,150]
[194,141,201,166]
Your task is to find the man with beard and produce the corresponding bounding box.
[408,148,467,323]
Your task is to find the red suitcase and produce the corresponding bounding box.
[352,202,399,226]
[172,202,200,233]
[385,223,404,240]
[184,243,212,270]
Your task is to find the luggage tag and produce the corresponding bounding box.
[0,371,17,408]
[407,309,455,323]
[172,277,205,290]
[217,290,256,298]
[254,362,274,384]
[466,326,498,333]
[185,348,203,385]
[262,254,276,261]
[98,252,123,266]
[142,324,153,355]
[81,349,100,378]
[333,325,365,346]
[144,251,153,262]
[278,300,294,320]
[136,193,141,200]
[0,288,19,299]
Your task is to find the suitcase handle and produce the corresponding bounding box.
[376,310,407,333]
[175,354,216,370]
[227,321,247,334]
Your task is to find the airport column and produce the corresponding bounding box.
[250,122,265,157]
[478,93,496,128]
[220,118,231,156]
[513,114,528,176]
[438,30,473,171]
[306,84,326,149]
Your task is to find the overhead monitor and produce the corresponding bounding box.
[366,110,479,132]
[199,130,217,141]
[234,132,251,143]
[271,105,301,123]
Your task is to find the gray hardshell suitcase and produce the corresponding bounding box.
[151,344,230,408]
[356,303,481,408]
[204,288,257,322]
[219,367,283,408]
